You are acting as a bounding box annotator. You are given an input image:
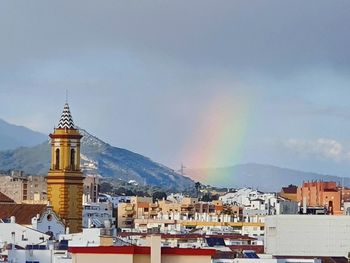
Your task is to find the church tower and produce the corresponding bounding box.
[47,103,84,233]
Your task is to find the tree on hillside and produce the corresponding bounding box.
[100,182,113,193]
[201,193,211,202]
[195,182,201,198]
[152,191,167,202]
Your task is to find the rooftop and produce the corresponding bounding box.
[118,232,256,241]
[0,204,47,224]
[68,246,216,256]
[0,192,15,203]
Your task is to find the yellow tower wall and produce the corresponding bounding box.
[47,127,84,233]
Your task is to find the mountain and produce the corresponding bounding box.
[0,118,47,150]
[0,128,193,190]
[186,163,350,192]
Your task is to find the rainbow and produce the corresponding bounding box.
[181,88,256,185]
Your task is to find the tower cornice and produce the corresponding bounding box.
[49,133,83,139]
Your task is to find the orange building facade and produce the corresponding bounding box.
[280,181,349,215]
[297,181,341,215]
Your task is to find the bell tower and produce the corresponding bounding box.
[47,103,84,233]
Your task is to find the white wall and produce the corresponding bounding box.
[60,228,102,247]
[0,223,50,249]
[32,208,66,240]
[8,249,51,263]
[265,215,350,257]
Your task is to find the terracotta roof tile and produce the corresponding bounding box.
[282,185,298,194]
[0,192,15,203]
[0,204,47,224]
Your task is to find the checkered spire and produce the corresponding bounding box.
[57,103,75,129]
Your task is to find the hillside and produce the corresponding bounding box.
[0,128,193,190]
[0,118,47,150]
[186,163,350,192]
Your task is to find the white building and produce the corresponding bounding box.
[82,202,115,228]
[220,188,297,225]
[98,193,131,207]
[31,206,66,240]
[0,221,50,250]
[7,246,71,263]
[59,228,113,247]
[167,193,185,203]
[265,215,350,257]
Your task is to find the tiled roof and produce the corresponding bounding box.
[57,103,75,129]
[0,204,47,225]
[0,192,15,203]
[282,185,298,194]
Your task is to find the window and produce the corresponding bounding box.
[70,149,75,170]
[55,149,60,169]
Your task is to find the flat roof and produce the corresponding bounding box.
[68,246,216,256]
[117,233,256,241]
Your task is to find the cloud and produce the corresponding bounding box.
[0,0,350,75]
[282,138,350,162]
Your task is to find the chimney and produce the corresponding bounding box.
[11,231,15,249]
[303,197,307,214]
[10,216,16,223]
[146,235,161,263]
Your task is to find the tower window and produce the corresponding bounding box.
[55,149,60,170]
[70,149,75,170]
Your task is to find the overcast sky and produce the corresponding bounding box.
[1,1,350,176]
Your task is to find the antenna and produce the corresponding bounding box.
[180,163,186,176]
[342,177,344,207]
[66,90,69,103]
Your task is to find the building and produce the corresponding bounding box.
[31,206,66,239]
[0,193,47,228]
[83,174,100,203]
[47,103,84,233]
[297,181,341,214]
[0,172,47,204]
[0,170,99,205]
[117,195,267,237]
[0,222,50,251]
[265,215,350,257]
[118,197,153,228]
[0,192,65,239]
[7,246,71,263]
[279,184,298,202]
[98,193,132,207]
[82,201,115,229]
[117,232,261,250]
[68,235,216,263]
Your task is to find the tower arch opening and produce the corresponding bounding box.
[70,148,75,170]
[55,148,60,170]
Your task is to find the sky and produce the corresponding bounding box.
[1,1,350,176]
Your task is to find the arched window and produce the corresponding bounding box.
[55,149,60,170]
[70,149,75,170]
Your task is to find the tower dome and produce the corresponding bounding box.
[57,103,75,129]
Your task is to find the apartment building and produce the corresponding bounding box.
[297,181,341,214]
[280,181,350,215]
